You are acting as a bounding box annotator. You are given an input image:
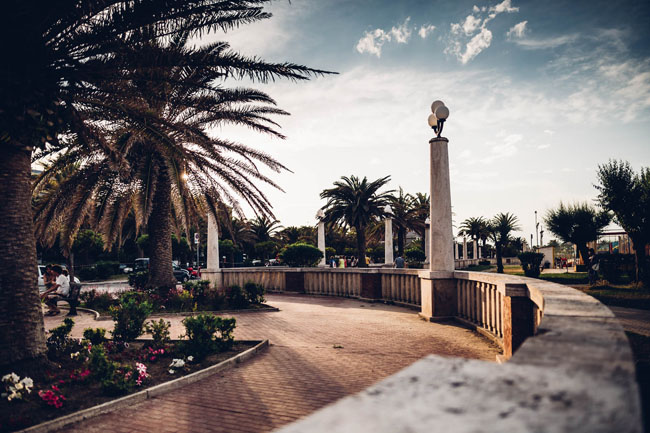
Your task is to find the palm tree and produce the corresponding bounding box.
[249,215,282,243]
[409,193,430,250]
[459,216,488,258]
[544,202,611,267]
[488,212,521,273]
[320,175,394,268]
[390,187,419,257]
[3,0,329,369]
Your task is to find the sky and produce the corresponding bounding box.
[197,0,650,245]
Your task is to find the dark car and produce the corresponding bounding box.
[134,258,190,283]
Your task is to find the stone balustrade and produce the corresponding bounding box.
[203,266,642,432]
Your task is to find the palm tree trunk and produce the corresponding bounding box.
[147,165,176,288]
[356,225,367,268]
[496,243,504,273]
[0,146,48,369]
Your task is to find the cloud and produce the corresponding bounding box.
[512,34,577,49]
[537,143,551,149]
[506,21,527,39]
[418,24,436,39]
[445,0,520,64]
[356,17,412,57]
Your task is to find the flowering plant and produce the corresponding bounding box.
[38,385,66,408]
[168,356,193,374]
[1,373,34,401]
[69,368,91,382]
[140,346,165,363]
[135,363,148,386]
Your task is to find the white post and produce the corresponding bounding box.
[316,210,326,267]
[453,239,458,260]
[424,217,431,264]
[473,239,478,260]
[463,237,468,260]
[384,205,394,265]
[207,212,220,270]
[429,137,454,272]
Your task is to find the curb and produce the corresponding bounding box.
[19,339,269,433]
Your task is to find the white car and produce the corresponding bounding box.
[38,265,80,293]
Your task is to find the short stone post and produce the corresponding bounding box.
[202,211,222,289]
[384,205,394,265]
[473,239,478,260]
[453,239,458,260]
[316,209,326,267]
[462,237,468,260]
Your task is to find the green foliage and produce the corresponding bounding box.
[109,295,153,343]
[88,345,115,382]
[219,239,235,262]
[279,242,323,267]
[72,230,104,265]
[82,328,107,346]
[183,280,211,301]
[167,288,194,311]
[405,247,425,263]
[181,314,236,359]
[598,254,636,284]
[46,318,79,359]
[489,212,521,273]
[325,247,336,259]
[87,345,135,396]
[243,282,265,304]
[518,252,544,278]
[172,234,191,263]
[366,246,384,263]
[95,261,120,279]
[77,266,98,281]
[79,289,117,312]
[145,319,171,348]
[136,235,151,257]
[254,241,278,260]
[225,285,248,309]
[128,271,149,290]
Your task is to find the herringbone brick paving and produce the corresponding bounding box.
[46,294,500,432]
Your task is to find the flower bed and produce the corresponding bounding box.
[0,311,255,432]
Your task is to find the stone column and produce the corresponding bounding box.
[463,237,468,260]
[203,212,222,289]
[473,239,478,260]
[316,210,326,267]
[420,137,456,321]
[424,217,431,264]
[453,240,458,260]
[384,205,393,265]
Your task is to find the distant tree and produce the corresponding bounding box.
[410,193,430,250]
[488,213,521,273]
[72,230,104,266]
[280,243,323,267]
[544,202,611,268]
[219,240,236,265]
[320,175,394,268]
[254,241,278,261]
[459,216,489,258]
[171,235,191,264]
[596,160,650,282]
[136,235,151,258]
[250,216,282,243]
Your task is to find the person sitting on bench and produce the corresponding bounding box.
[40,265,69,316]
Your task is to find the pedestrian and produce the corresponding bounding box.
[394,255,405,269]
[40,265,70,316]
[587,248,600,285]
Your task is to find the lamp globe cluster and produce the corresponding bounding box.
[427,100,450,137]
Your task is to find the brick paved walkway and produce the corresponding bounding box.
[610,306,650,336]
[45,294,500,433]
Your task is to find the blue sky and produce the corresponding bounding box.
[202,0,650,244]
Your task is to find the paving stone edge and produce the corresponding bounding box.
[18,339,270,433]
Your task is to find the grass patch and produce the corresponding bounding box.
[461,264,493,272]
[577,284,650,310]
[539,272,589,285]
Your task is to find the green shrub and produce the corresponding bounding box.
[46,318,80,359]
[181,314,236,359]
[518,252,544,278]
[95,261,120,279]
[83,328,107,345]
[279,243,323,267]
[243,282,265,304]
[87,345,137,396]
[205,290,226,310]
[109,295,153,342]
[128,271,149,290]
[183,280,211,302]
[78,266,98,281]
[478,259,491,266]
[405,248,425,263]
[80,289,117,312]
[145,319,171,348]
[325,247,336,259]
[88,344,115,382]
[225,285,248,309]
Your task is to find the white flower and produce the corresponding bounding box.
[169,359,185,368]
[20,378,33,393]
[14,382,23,390]
[168,369,175,374]
[2,373,19,383]
[70,351,80,359]
[187,356,194,362]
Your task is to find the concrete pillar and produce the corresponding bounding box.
[384,205,393,265]
[424,218,430,264]
[473,239,478,260]
[453,240,458,260]
[420,136,456,321]
[462,237,468,260]
[203,212,222,289]
[316,210,326,267]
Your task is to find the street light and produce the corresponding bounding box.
[427,100,450,138]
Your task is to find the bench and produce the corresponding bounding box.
[58,283,81,316]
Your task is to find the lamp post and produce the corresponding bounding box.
[384,205,394,265]
[316,209,326,267]
[535,210,539,250]
[419,99,455,321]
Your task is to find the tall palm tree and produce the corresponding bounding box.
[544,202,611,266]
[320,175,394,268]
[459,216,488,258]
[409,193,430,250]
[389,187,417,257]
[488,212,521,273]
[2,0,328,369]
[249,215,282,243]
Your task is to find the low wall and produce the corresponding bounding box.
[202,267,642,432]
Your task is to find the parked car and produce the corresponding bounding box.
[120,263,133,274]
[37,265,80,293]
[133,258,190,283]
